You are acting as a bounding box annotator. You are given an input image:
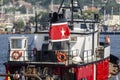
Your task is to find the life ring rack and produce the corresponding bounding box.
[11,50,22,60]
[57,51,67,62]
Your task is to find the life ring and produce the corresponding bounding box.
[12,50,22,60]
[57,52,66,62]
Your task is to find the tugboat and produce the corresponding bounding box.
[4,0,120,80]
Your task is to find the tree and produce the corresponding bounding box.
[15,19,25,32]
[29,16,35,25]
[5,7,15,14]
[39,12,49,27]
[17,6,26,14]
[17,19,24,29]
[25,0,40,5]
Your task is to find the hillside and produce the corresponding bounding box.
[25,0,120,15]
[1,0,120,15]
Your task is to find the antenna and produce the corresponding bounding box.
[0,0,3,19]
[111,7,113,19]
[51,0,53,12]
[92,0,94,12]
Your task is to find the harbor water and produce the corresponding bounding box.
[0,34,120,80]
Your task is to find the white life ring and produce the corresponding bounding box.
[12,50,22,60]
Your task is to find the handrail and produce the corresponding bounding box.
[8,48,106,65]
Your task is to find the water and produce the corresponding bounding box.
[100,34,120,80]
[0,34,120,80]
[100,34,120,57]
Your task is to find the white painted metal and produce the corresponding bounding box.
[33,22,99,61]
[70,35,85,56]
[9,36,28,61]
[34,33,49,50]
[94,63,96,80]
[104,46,110,58]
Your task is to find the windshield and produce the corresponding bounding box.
[11,39,22,49]
[52,41,68,50]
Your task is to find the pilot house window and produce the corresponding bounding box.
[52,41,68,50]
[80,24,87,29]
[11,39,22,49]
[89,24,94,29]
[44,36,49,41]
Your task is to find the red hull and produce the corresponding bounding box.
[5,58,109,80]
[96,59,109,80]
[74,58,109,80]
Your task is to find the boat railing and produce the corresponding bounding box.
[82,49,93,63]
[8,50,35,61]
[8,48,108,66]
[96,43,110,59]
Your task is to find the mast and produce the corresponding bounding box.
[1,0,3,12]
[56,0,76,65]
[0,0,3,19]
[92,0,94,12]
[104,9,106,24]
[119,8,120,25]
[51,0,53,12]
[57,0,75,30]
[12,0,15,22]
[71,0,74,30]
[35,6,38,33]
[111,7,113,19]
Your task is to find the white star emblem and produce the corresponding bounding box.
[61,28,65,36]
